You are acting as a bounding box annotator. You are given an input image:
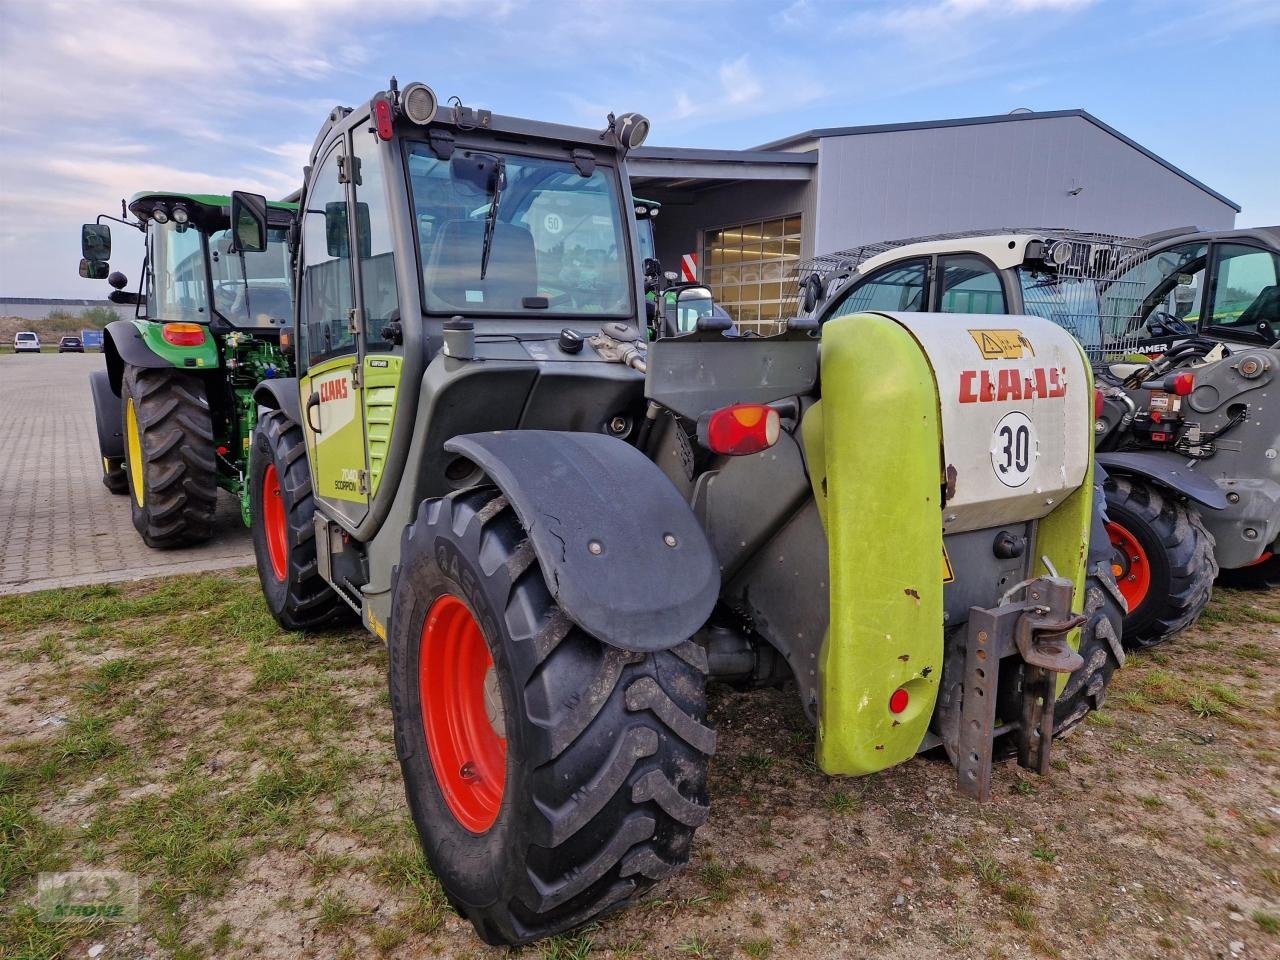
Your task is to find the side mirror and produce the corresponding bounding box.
[800,274,824,314]
[107,271,128,290]
[79,259,109,280]
[82,223,111,261]
[325,201,371,259]
[229,191,268,253]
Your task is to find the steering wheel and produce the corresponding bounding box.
[1147,310,1193,336]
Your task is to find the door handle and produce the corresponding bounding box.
[305,391,322,433]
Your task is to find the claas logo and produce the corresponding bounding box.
[959,367,1066,403]
[969,329,1035,360]
[318,377,350,403]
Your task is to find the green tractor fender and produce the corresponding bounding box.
[102,318,220,395]
[441,431,720,653]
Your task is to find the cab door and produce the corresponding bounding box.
[297,135,370,528]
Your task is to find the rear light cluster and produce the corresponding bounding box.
[162,322,206,347]
[698,403,780,456]
[1169,372,1195,396]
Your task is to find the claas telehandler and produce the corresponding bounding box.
[238,80,1125,945]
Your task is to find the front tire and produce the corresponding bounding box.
[388,487,713,946]
[121,365,218,548]
[1104,476,1216,648]
[249,410,350,630]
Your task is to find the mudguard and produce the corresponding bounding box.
[1096,451,1228,510]
[102,319,219,393]
[444,431,720,652]
[89,369,124,460]
[253,377,302,427]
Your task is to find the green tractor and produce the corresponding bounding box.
[79,192,296,546]
[240,81,1124,945]
[634,196,727,338]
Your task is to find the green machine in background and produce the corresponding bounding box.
[79,191,296,546]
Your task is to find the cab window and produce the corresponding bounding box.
[827,260,927,320]
[1209,244,1280,335]
[300,143,355,367]
[937,255,1006,314]
[351,129,399,351]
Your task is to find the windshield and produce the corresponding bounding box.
[406,143,633,317]
[148,220,208,323]
[636,216,656,263]
[210,225,293,328]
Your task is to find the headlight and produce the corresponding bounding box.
[152,205,169,224]
[171,204,189,225]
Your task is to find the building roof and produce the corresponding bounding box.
[752,109,1239,212]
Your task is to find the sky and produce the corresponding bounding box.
[1,0,1277,299]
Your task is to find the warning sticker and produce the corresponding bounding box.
[942,545,955,583]
[969,329,1035,360]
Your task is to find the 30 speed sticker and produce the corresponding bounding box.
[991,411,1036,487]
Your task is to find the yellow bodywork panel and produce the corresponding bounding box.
[809,313,944,776]
[1033,346,1097,689]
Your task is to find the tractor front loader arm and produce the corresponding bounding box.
[443,431,720,653]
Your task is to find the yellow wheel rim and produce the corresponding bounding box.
[126,397,144,507]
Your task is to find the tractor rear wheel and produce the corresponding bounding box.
[388,487,713,946]
[1104,476,1216,648]
[249,410,350,630]
[121,365,218,548]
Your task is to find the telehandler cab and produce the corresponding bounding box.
[78,192,296,546]
[242,80,1125,945]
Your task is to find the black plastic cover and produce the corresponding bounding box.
[1097,450,1229,510]
[444,430,720,652]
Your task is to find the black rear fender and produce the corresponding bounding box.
[443,431,720,653]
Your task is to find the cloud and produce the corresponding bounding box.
[854,0,1093,33]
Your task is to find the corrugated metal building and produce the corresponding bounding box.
[629,109,1238,329]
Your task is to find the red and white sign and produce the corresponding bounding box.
[681,252,698,282]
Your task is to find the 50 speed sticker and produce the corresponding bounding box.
[991,411,1036,488]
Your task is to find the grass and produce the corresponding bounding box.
[1,569,1277,958]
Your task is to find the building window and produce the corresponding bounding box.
[702,215,802,333]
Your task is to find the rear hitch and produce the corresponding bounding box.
[950,576,1086,801]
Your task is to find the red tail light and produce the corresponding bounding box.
[1094,388,1104,417]
[374,97,394,140]
[699,403,781,456]
[162,322,206,347]
[1170,372,1195,396]
[889,688,910,714]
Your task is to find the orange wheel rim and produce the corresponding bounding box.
[1106,521,1150,610]
[419,594,507,833]
[262,463,288,582]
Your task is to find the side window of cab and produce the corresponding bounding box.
[827,259,927,320]
[299,142,355,369]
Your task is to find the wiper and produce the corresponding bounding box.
[480,156,506,280]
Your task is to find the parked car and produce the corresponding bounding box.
[58,335,84,353]
[13,331,40,353]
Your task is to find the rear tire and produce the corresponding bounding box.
[121,365,218,548]
[1104,476,1216,649]
[388,487,713,946]
[249,410,350,630]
